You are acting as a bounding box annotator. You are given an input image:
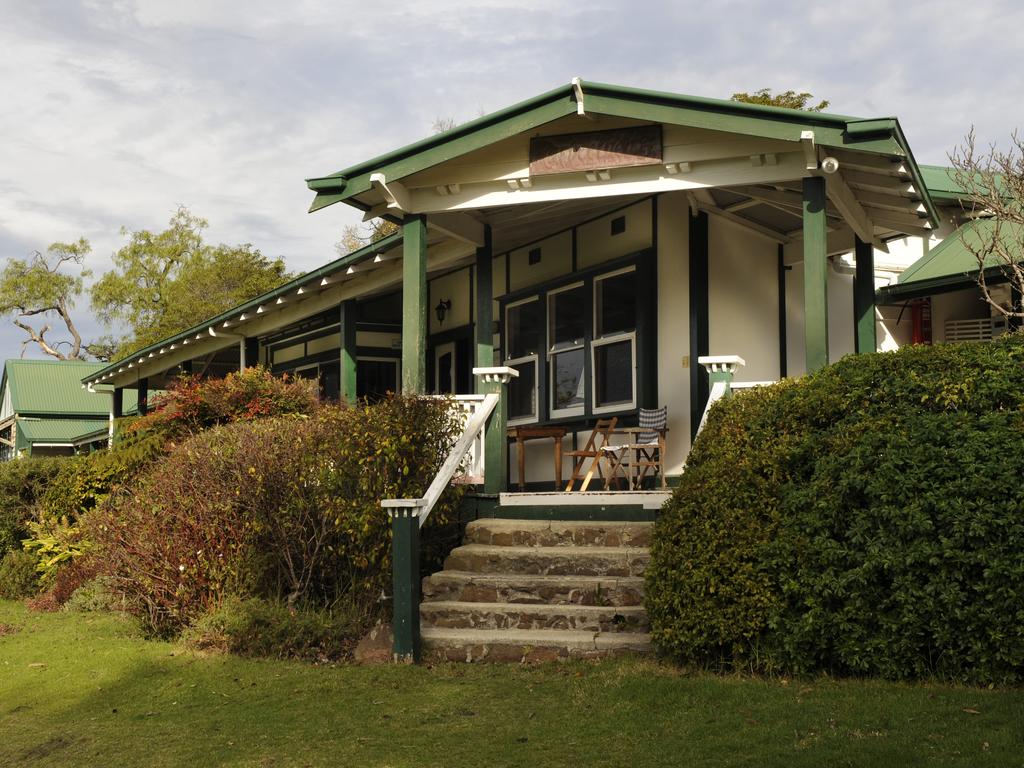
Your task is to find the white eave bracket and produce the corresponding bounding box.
[800,131,818,171]
[571,77,595,121]
[369,172,411,212]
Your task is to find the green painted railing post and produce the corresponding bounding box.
[697,355,745,399]
[803,175,829,373]
[339,299,358,402]
[474,366,519,495]
[475,225,494,373]
[402,215,428,394]
[388,503,422,663]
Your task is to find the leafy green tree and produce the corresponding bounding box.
[335,218,399,257]
[731,88,830,112]
[0,239,93,359]
[91,207,292,360]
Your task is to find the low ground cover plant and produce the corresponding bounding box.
[647,336,1024,684]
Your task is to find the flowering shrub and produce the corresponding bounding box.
[125,366,320,441]
[87,396,462,636]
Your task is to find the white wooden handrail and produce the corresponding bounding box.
[381,392,499,528]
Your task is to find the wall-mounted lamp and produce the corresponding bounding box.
[435,298,452,324]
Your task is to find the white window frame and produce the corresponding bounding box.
[592,266,638,414]
[547,281,586,420]
[505,296,541,426]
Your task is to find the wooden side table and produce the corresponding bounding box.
[508,426,567,491]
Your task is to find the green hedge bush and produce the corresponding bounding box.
[0,457,67,558]
[646,336,1024,684]
[87,396,462,636]
[0,550,41,599]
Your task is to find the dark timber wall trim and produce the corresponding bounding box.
[137,378,149,416]
[854,236,877,353]
[777,244,788,378]
[475,224,494,377]
[688,210,709,441]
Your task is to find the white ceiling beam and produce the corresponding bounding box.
[823,168,879,247]
[800,131,818,170]
[700,204,790,245]
[427,211,486,247]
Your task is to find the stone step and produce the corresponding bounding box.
[422,627,652,662]
[443,544,649,577]
[464,518,653,548]
[420,601,649,633]
[422,571,645,606]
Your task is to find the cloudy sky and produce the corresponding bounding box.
[2,0,1022,359]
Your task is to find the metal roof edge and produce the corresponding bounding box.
[81,231,405,385]
[305,83,575,191]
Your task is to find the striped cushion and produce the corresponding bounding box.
[638,407,667,444]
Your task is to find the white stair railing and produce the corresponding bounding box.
[381,392,499,529]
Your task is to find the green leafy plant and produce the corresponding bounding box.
[0,457,67,558]
[646,336,1024,684]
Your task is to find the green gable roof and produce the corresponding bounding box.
[3,360,107,416]
[306,79,939,227]
[879,218,1022,300]
[18,418,109,445]
[2,359,139,417]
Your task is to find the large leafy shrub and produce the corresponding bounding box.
[647,336,1024,684]
[0,457,67,558]
[87,396,462,636]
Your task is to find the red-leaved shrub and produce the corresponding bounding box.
[125,366,319,441]
[87,396,462,636]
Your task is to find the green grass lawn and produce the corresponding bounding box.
[1,601,1022,767]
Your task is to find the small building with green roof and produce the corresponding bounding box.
[0,359,137,460]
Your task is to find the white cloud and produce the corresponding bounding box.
[0,0,1021,359]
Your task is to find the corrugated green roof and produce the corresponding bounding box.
[18,418,109,445]
[879,218,1021,298]
[82,231,403,386]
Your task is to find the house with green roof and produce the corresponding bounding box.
[0,359,137,460]
[81,78,984,485]
[875,165,1020,343]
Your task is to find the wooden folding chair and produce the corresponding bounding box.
[564,417,618,492]
[632,407,669,489]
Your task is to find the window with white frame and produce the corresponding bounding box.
[505,296,542,424]
[592,266,637,412]
[547,282,586,418]
[503,259,644,424]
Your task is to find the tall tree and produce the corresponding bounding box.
[0,239,93,359]
[949,129,1024,322]
[91,207,293,360]
[731,88,830,112]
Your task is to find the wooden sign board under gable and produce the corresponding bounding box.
[529,125,663,176]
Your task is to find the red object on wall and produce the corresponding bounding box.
[911,299,932,344]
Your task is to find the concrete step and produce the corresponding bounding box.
[443,544,649,577]
[422,571,645,606]
[421,627,652,662]
[464,518,653,548]
[420,601,649,633]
